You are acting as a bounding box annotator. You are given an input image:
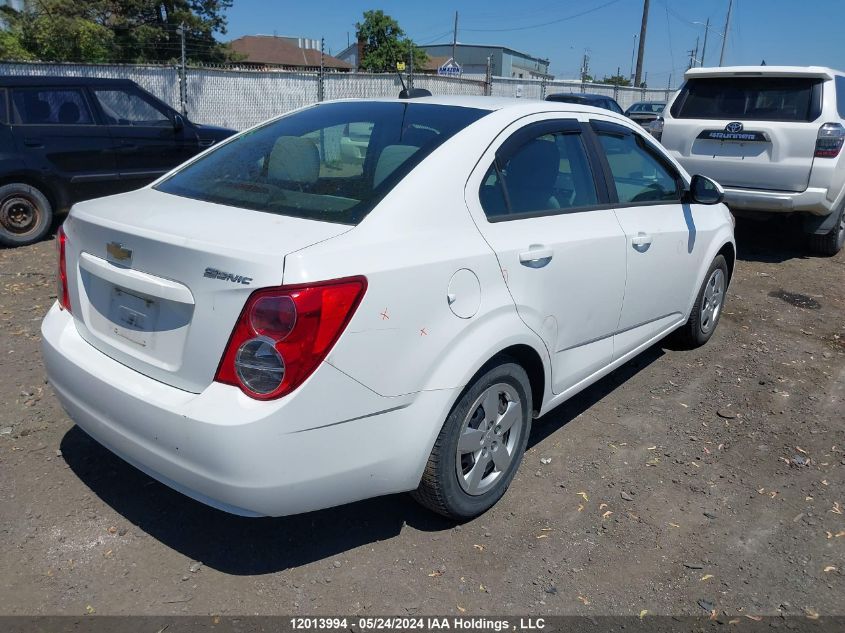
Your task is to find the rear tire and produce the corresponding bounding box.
[808,206,845,256]
[0,183,53,247]
[674,254,728,349]
[412,360,532,520]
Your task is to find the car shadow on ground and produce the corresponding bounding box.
[733,215,813,263]
[59,344,666,576]
[528,344,664,448]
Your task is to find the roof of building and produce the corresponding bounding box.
[229,35,352,69]
[419,43,549,65]
[421,56,451,72]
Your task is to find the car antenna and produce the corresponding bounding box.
[388,39,431,99]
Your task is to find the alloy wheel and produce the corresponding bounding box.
[455,383,523,496]
[700,268,725,334]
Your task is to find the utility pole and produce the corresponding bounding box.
[693,36,699,68]
[451,11,458,62]
[629,34,637,82]
[177,21,187,116]
[700,17,710,67]
[580,50,590,91]
[719,0,733,66]
[614,65,620,102]
[634,0,649,88]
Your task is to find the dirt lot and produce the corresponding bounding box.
[0,218,843,618]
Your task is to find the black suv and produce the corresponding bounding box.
[0,76,235,246]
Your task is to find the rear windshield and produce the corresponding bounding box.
[671,77,822,121]
[630,102,665,113]
[156,101,489,224]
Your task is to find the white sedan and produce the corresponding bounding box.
[42,95,735,519]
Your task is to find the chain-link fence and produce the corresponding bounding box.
[0,61,673,130]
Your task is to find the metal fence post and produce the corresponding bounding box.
[485,56,492,96]
[318,37,325,102]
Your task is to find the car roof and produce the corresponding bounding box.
[318,95,640,133]
[327,94,631,116]
[0,76,138,87]
[685,65,841,81]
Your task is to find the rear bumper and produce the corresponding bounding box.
[723,186,834,215]
[41,304,454,517]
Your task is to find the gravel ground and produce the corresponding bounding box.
[0,217,843,618]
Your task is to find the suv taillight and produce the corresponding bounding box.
[56,225,71,313]
[815,123,845,158]
[214,276,367,400]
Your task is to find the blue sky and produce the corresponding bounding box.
[223,1,845,86]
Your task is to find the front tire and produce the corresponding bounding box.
[0,183,54,247]
[674,254,728,349]
[412,360,532,519]
[808,206,845,256]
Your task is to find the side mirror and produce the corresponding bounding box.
[689,174,724,205]
[173,114,185,132]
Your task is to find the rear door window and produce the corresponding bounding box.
[93,88,171,127]
[156,101,488,225]
[671,77,822,121]
[11,88,94,125]
[480,125,598,219]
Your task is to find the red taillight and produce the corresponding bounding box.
[215,276,367,400]
[815,123,845,158]
[56,225,71,313]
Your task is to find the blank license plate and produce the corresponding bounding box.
[108,287,158,347]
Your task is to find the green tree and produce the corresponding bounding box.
[0,0,236,64]
[0,8,35,61]
[601,73,631,87]
[355,9,427,72]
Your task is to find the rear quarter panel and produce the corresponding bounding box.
[281,119,551,399]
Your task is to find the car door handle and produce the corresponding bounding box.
[114,144,139,153]
[23,138,43,148]
[519,247,554,268]
[631,232,653,250]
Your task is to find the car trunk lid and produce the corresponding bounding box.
[63,187,351,393]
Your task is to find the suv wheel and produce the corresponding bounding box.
[808,206,845,256]
[674,254,728,349]
[0,183,54,247]
[412,360,532,520]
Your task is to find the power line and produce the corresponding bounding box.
[461,0,624,33]
[663,1,675,72]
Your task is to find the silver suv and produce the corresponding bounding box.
[661,66,845,255]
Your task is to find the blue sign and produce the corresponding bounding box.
[437,58,462,77]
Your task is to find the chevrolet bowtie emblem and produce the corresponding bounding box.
[106,242,132,263]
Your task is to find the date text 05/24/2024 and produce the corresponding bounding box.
[289,618,546,631]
